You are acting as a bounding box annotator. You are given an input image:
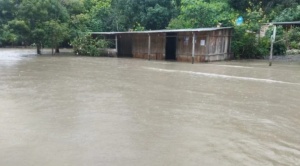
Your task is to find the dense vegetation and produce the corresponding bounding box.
[1,0,300,57]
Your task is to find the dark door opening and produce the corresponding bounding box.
[165,32,177,60]
[117,34,133,57]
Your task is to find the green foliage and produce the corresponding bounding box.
[44,20,69,49]
[232,25,270,59]
[265,26,287,55]
[231,2,270,59]
[168,0,235,29]
[290,41,300,49]
[133,23,145,31]
[288,27,300,42]
[273,41,287,55]
[70,34,109,56]
[286,27,300,49]
[274,5,300,22]
[0,0,298,58]
[113,0,179,30]
[6,0,70,52]
[0,24,18,45]
[229,0,300,14]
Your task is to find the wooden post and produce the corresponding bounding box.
[269,25,277,66]
[192,32,196,64]
[206,33,210,61]
[148,34,151,61]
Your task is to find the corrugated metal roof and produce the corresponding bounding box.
[273,21,300,25]
[263,21,300,25]
[91,27,232,35]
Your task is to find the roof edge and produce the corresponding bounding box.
[91,27,233,35]
[262,21,300,25]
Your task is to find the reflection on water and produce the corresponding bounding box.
[0,49,300,166]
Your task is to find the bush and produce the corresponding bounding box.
[70,34,109,56]
[273,41,287,55]
[290,41,300,49]
[231,25,270,59]
[265,26,287,55]
[288,27,300,42]
[287,27,300,49]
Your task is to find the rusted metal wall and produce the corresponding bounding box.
[132,33,165,60]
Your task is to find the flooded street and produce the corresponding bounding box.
[1,48,300,166]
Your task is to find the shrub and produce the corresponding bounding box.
[70,34,109,56]
[287,27,300,49]
[265,26,287,55]
[231,25,270,59]
[290,41,300,49]
[273,41,287,55]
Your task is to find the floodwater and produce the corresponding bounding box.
[0,48,300,166]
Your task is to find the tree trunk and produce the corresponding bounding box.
[55,46,60,53]
[37,44,41,55]
[52,39,54,55]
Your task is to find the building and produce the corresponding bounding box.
[92,27,233,63]
[260,21,300,37]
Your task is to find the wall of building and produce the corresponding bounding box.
[176,29,232,62]
[176,31,207,62]
[115,29,232,62]
[131,33,165,60]
[206,29,232,62]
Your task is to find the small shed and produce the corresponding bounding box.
[260,21,300,37]
[92,27,233,63]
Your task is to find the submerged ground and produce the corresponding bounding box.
[0,49,300,166]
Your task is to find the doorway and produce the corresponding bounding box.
[165,32,177,60]
[117,34,133,57]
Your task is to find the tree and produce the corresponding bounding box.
[273,5,300,22]
[231,2,270,59]
[44,20,69,54]
[228,0,300,20]
[7,19,30,46]
[14,0,69,54]
[168,0,235,29]
[70,34,109,56]
[0,0,21,46]
[112,0,179,30]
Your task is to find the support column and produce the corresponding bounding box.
[148,34,151,61]
[206,34,210,61]
[192,32,196,64]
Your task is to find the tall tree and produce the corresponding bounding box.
[15,0,69,54]
[112,0,180,30]
[168,0,235,29]
[0,0,21,46]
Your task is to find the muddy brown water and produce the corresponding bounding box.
[1,48,300,166]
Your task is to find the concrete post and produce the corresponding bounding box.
[269,25,277,66]
[192,32,196,64]
[148,34,151,61]
[115,35,118,53]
